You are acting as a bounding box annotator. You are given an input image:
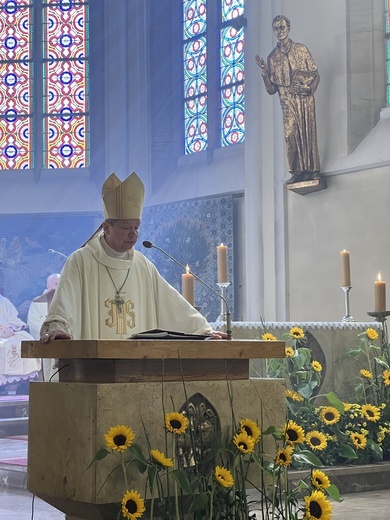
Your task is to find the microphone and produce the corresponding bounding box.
[48,249,68,260]
[143,240,232,340]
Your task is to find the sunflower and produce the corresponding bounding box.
[233,431,255,454]
[165,412,189,434]
[290,326,305,340]
[275,445,293,467]
[350,432,367,449]
[306,430,328,451]
[360,369,373,379]
[262,332,277,341]
[215,466,234,488]
[383,370,390,386]
[303,490,332,520]
[104,425,135,453]
[319,406,341,425]
[286,389,304,402]
[121,490,146,520]
[150,449,173,467]
[311,470,331,490]
[240,419,261,443]
[361,404,381,422]
[283,420,305,445]
[343,402,353,412]
[366,327,379,340]
[311,360,322,372]
[285,346,295,357]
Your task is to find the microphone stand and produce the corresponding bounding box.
[143,241,232,340]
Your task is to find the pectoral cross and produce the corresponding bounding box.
[114,292,125,315]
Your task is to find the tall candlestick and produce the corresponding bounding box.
[217,244,228,283]
[182,265,195,306]
[374,272,386,312]
[340,250,351,287]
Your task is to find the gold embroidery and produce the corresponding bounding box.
[105,298,135,335]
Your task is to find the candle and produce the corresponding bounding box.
[217,243,228,283]
[374,272,386,312]
[340,250,351,287]
[182,265,195,306]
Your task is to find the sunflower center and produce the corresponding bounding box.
[311,437,321,446]
[280,453,287,462]
[356,437,362,444]
[170,419,182,429]
[287,429,298,441]
[315,477,322,486]
[238,442,248,450]
[126,499,137,514]
[309,501,322,518]
[324,413,334,421]
[114,434,126,446]
[243,426,252,436]
[367,410,374,417]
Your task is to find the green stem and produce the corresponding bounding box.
[173,436,180,520]
[120,453,128,490]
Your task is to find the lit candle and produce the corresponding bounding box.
[340,250,351,287]
[182,265,195,306]
[217,243,228,283]
[374,272,386,312]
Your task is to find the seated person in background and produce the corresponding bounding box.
[27,274,60,381]
[0,294,41,394]
[40,172,226,342]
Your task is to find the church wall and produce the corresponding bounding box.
[287,165,390,322]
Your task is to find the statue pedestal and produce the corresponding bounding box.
[22,339,286,520]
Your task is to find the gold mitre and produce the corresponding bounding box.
[102,172,145,220]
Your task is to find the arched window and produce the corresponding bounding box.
[0,0,89,171]
[182,0,245,155]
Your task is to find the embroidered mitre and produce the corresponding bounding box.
[102,172,145,220]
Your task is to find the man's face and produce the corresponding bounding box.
[103,219,141,253]
[273,19,289,41]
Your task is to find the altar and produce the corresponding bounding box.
[22,338,287,520]
[212,321,383,401]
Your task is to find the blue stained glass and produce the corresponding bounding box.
[183,0,206,40]
[184,96,208,153]
[221,0,244,22]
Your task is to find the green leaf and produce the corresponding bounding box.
[374,357,390,369]
[169,469,192,494]
[292,450,322,467]
[345,346,363,357]
[366,438,383,461]
[262,425,278,436]
[128,444,148,465]
[326,484,341,502]
[188,492,210,513]
[85,448,110,470]
[338,443,358,460]
[297,383,314,400]
[325,392,344,413]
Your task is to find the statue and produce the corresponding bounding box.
[256,15,321,185]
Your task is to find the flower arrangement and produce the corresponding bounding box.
[89,386,340,519]
[261,325,390,466]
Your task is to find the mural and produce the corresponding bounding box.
[140,195,234,322]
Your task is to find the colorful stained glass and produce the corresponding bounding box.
[183,0,208,154]
[0,1,32,169]
[183,0,206,40]
[221,0,244,22]
[220,23,245,146]
[43,0,89,168]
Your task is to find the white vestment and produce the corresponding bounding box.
[43,234,212,340]
[0,295,41,386]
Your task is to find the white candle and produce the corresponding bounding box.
[217,244,228,283]
[340,250,351,287]
[374,272,386,312]
[182,265,195,306]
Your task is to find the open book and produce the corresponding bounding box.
[129,328,211,340]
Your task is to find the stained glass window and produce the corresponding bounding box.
[220,0,245,147]
[0,0,33,169]
[43,0,89,168]
[183,0,208,154]
[0,0,89,171]
[386,0,390,105]
[182,0,245,155]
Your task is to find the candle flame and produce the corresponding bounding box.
[378,271,382,281]
[220,243,224,247]
[186,264,190,274]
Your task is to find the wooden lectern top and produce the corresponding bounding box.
[21,339,285,383]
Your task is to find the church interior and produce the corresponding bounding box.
[0,0,390,518]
